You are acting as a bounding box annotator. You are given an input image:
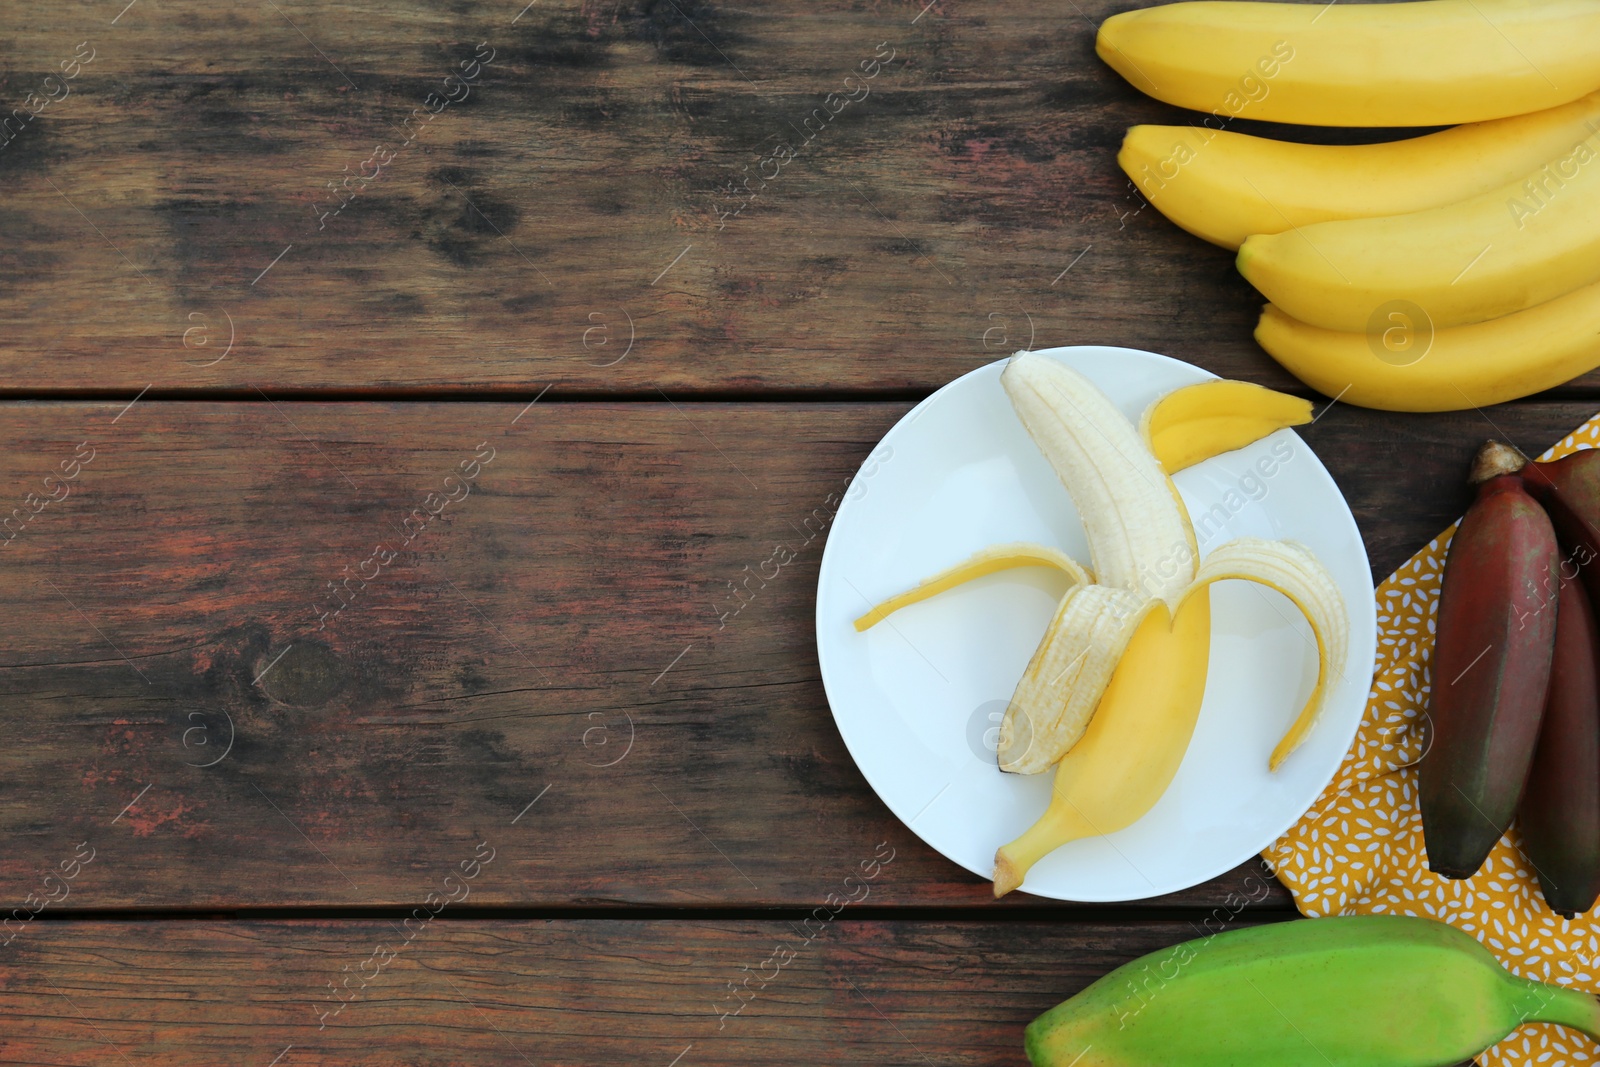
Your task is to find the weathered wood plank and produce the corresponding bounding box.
[0,398,1285,909]
[0,0,1574,397]
[0,918,1261,1064]
[0,398,1588,910]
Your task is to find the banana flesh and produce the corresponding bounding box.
[1002,354,1196,606]
[1000,584,1154,774]
[856,357,1350,896]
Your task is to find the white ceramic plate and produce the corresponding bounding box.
[815,346,1376,902]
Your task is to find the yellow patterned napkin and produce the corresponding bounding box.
[1265,415,1600,1067]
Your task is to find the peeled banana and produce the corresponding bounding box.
[1120,92,1600,249]
[1025,914,1600,1066]
[993,536,1346,896]
[1096,0,1600,127]
[1254,279,1600,412]
[856,356,1349,897]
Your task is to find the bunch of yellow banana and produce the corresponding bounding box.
[1098,0,1600,411]
[856,354,1349,897]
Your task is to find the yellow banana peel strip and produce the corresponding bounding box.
[1140,380,1312,475]
[852,542,1089,632]
[1182,537,1349,771]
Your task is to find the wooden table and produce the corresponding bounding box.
[0,1,1582,1062]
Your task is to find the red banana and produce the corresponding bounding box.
[1518,446,1600,916]
[1521,446,1600,604]
[1421,441,1559,879]
[1517,573,1600,918]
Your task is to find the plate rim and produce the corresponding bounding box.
[814,344,1378,901]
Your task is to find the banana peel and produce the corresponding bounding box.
[851,543,1089,632]
[1140,378,1312,475]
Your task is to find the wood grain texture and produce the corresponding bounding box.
[0,396,1280,910]
[0,397,1591,912]
[0,0,1572,398]
[0,918,1262,1064]
[0,3,1552,1061]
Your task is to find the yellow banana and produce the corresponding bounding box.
[856,359,1349,897]
[1120,92,1600,249]
[1254,281,1600,411]
[1236,135,1600,333]
[1096,0,1600,128]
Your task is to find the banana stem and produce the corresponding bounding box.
[1519,978,1600,1038]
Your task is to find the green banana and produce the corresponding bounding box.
[1026,915,1600,1067]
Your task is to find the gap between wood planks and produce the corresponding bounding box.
[20,903,1303,923]
[2,384,1600,405]
[0,386,945,403]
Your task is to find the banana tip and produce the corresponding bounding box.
[1235,238,1260,274]
[993,851,1023,898]
[1268,740,1299,773]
